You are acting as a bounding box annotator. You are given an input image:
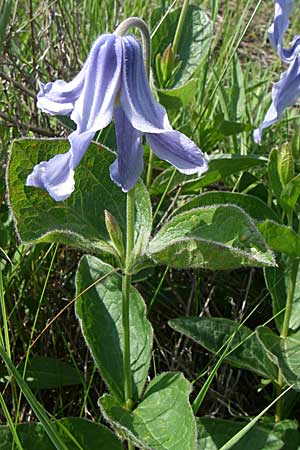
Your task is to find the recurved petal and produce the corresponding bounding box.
[36,47,92,116]
[109,106,143,192]
[26,151,75,201]
[268,0,300,62]
[68,129,95,168]
[254,54,300,144]
[269,0,294,48]
[146,131,209,175]
[120,35,172,133]
[278,35,300,63]
[37,33,122,124]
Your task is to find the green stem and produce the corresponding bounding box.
[146,149,154,190]
[172,0,189,55]
[122,187,135,450]
[122,187,135,410]
[275,258,298,422]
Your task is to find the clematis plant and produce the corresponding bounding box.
[254,0,300,143]
[22,17,209,450]
[26,26,208,201]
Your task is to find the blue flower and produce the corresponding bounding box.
[268,0,300,63]
[27,34,208,201]
[254,0,300,143]
[253,54,300,143]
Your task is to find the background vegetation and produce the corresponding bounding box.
[1,0,300,448]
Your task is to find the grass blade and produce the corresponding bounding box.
[0,345,69,450]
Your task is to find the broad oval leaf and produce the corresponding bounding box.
[0,418,123,450]
[151,155,267,196]
[157,79,198,110]
[174,191,279,222]
[7,138,151,258]
[169,317,278,380]
[148,205,276,270]
[75,255,153,403]
[100,372,196,450]
[256,326,300,390]
[17,356,82,389]
[258,220,300,258]
[197,418,283,450]
[151,5,212,87]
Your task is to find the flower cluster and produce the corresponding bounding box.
[254,0,300,143]
[27,33,208,201]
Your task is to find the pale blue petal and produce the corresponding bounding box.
[146,131,209,175]
[254,55,300,143]
[71,34,122,132]
[36,34,120,119]
[120,35,208,176]
[268,0,300,63]
[109,106,143,192]
[120,35,172,133]
[32,34,122,201]
[26,151,75,201]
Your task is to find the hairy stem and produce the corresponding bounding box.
[122,187,135,449]
[114,17,150,77]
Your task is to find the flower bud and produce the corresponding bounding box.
[155,44,182,88]
[105,210,125,259]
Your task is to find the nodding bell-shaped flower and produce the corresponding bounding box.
[254,0,300,143]
[27,33,208,201]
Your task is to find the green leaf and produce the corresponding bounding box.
[16,356,82,390]
[258,220,300,258]
[280,173,300,211]
[100,372,196,450]
[157,79,198,109]
[75,255,153,403]
[264,260,300,332]
[148,205,276,270]
[151,5,212,87]
[0,418,123,450]
[7,139,151,260]
[169,317,278,380]
[150,155,266,195]
[174,191,278,222]
[256,326,300,390]
[271,420,300,450]
[230,54,245,122]
[199,114,251,151]
[197,418,283,450]
[133,181,152,263]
